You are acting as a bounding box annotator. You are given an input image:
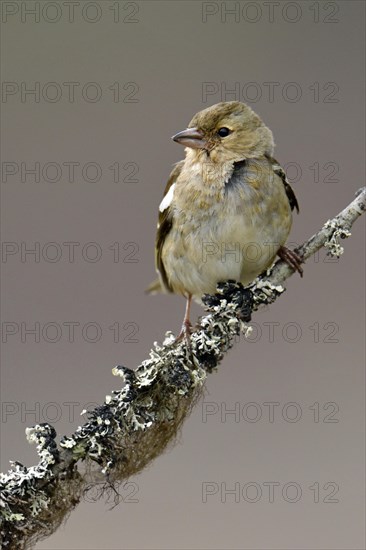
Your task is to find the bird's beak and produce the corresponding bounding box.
[172,128,207,149]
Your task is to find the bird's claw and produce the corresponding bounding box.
[278,246,304,277]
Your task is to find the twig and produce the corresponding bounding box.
[1,187,365,550]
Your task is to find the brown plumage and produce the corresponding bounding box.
[148,101,303,342]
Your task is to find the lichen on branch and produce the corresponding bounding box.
[1,188,365,550]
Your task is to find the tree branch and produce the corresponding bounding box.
[1,187,365,550]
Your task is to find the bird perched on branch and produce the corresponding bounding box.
[148,101,303,343]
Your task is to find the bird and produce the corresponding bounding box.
[147,101,303,343]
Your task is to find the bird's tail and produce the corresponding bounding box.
[145,278,164,294]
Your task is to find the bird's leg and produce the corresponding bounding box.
[278,245,304,277]
[175,294,193,350]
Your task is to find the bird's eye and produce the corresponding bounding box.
[217,127,231,138]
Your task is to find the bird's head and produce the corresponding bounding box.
[172,101,274,164]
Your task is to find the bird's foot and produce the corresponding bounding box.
[278,246,304,277]
[175,319,193,352]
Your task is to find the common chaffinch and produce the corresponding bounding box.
[148,101,302,342]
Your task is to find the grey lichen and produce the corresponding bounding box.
[323,219,352,257]
[0,425,83,549]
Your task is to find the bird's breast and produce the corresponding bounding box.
[162,160,292,296]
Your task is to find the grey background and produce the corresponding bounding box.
[1,1,365,548]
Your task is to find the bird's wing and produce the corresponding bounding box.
[268,156,299,213]
[155,160,185,292]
